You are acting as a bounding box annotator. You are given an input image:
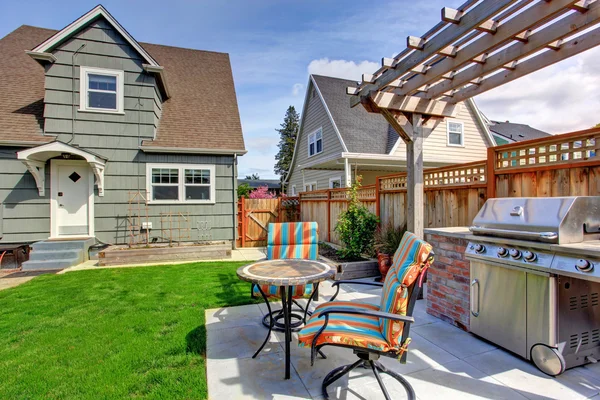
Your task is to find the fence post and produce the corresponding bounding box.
[240,197,246,248]
[375,176,381,219]
[486,146,496,199]
[327,190,331,243]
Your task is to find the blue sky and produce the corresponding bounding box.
[2,1,599,179]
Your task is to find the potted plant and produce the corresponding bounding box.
[374,223,407,281]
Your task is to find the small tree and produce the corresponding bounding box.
[237,182,251,199]
[335,177,380,259]
[274,106,300,189]
[248,185,276,199]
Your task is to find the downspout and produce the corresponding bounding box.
[232,153,238,249]
[69,44,86,144]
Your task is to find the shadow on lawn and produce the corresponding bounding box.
[186,325,206,355]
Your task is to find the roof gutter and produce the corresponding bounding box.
[25,51,57,64]
[139,145,247,155]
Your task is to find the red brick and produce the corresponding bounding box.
[439,242,455,251]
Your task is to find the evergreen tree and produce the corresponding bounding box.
[274,106,300,189]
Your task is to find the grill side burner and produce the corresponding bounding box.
[465,196,600,376]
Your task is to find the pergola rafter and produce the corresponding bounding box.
[348,0,600,238]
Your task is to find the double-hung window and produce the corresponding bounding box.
[80,66,124,113]
[447,121,464,146]
[147,164,215,204]
[308,128,323,157]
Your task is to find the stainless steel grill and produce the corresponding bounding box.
[465,196,600,376]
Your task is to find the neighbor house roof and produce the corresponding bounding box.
[0,23,245,152]
[312,75,393,154]
[237,179,281,190]
[489,120,551,142]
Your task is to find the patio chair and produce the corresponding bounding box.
[251,222,320,332]
[298,232,434,400]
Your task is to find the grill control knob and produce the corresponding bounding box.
[523,251,537,262]
[497,247,508,257]
[473,244,485,254]
[509,249,522,259]
[575,259,594,272]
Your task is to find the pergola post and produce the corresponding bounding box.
[407,113,425,238]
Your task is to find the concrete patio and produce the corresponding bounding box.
[206,280,600,400]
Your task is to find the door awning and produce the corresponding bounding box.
[17,141,107,196]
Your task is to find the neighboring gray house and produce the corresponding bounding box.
[284,75,494,195]
[488,120,552,145]
[0,6,245,254]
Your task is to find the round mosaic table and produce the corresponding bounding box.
[237,259,335,380]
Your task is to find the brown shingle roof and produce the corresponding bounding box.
[0,26,55,144]
[0,25,245,152]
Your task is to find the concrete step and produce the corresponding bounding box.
[21,258,81,271]
[32,238,94,252]
[28,249,83,262]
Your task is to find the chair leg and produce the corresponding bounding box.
[321,359,364,398]
[369,360,392,400]
[303,282,319,324]
[252,285,274,359]
[374,361,416,400]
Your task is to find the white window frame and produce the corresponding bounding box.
[307,127,323,157]
[291,185,297,196]
[146,163,216,204]
[79,66,125,114]
[329,176,342,189]
[303,181,317,192]
[446,120,464,147]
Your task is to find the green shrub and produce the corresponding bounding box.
[335,177,379,259]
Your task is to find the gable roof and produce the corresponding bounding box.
[489,120,551,142]
[0,21,245,152]
[237,179,281,190]
[311,75,392,154]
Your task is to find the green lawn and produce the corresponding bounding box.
[0,261,259,399]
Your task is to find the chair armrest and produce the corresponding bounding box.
[331,280,384,288]
[316,307,415,324]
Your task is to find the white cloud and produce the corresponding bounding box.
[307,58,379,82]
[292,83,303,96]
[476,47,600,134]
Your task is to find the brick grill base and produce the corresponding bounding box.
[425,233,471,331]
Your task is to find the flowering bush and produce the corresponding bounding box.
[248,185,277,199]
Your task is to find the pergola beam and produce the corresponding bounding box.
[449,25,600,102]
[396,0,580,97]
[424,0,600,99]
[370,92,460,118]
[350,0,518,107]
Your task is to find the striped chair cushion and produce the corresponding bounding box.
[258,222,319,298]
[298,301,391,352]
[379,232,433,348]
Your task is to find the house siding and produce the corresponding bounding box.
[391,101,488,163]
[287,80,345,194]
[0,19,237,244]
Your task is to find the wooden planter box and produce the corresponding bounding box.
[98,241,232,266]
[319,255,379,280]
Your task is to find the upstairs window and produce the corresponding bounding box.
[80,66,124,113]
[146,164,215,204]
[308,128,323,157]
[447,121,464,146]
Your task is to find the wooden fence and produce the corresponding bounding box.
[237,197,300,247]
[300,127,600,246]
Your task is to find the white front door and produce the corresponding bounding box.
[51,160,94,238]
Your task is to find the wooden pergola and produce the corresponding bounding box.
[347,0,600,238]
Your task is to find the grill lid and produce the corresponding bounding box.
[470,196,600,244]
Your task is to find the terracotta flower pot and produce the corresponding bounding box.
[377,252,392,281]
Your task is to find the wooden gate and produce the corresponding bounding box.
[238,197,300,247]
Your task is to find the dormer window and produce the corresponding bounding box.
[308,128,323,157]
[79,66,124,114]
